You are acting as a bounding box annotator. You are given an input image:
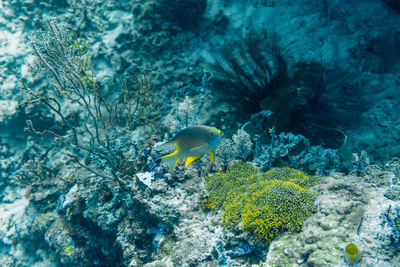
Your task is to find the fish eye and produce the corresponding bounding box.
[209,132,214,136]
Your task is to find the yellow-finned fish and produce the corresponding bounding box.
[160,125,222,170]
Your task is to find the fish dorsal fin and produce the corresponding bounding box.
[209,151,215,163]
[161,142,180,158]
[184,156,202,168]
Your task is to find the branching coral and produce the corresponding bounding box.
[19,19,161,185]
[216,129,253,168]
[205,162,319,241]
[13,145,61,186]
[253,128,341,175]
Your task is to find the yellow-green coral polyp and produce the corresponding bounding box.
[205,162,319,241]
[223,180,315,241]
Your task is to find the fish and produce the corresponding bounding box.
[159,125,222,170]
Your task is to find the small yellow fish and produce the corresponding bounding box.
[160,125,222,170]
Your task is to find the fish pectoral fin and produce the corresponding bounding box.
[161,142,180,158]
[184,156,202,168]
[173,157,181,169]
[209,151,215,163]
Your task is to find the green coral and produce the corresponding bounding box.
[205,162,319,241]
[63,245,74,256]
[260,166,322,187]
[205,161,258,210]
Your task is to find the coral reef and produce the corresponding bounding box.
[216,128,254,168]
[205,162,319,241]
[265,164,400,266]
[224,179,316,241]
[1,0,400,266]
[252,128,342,175]
[154,0,207,31]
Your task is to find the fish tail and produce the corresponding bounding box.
[160,142,181,171]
